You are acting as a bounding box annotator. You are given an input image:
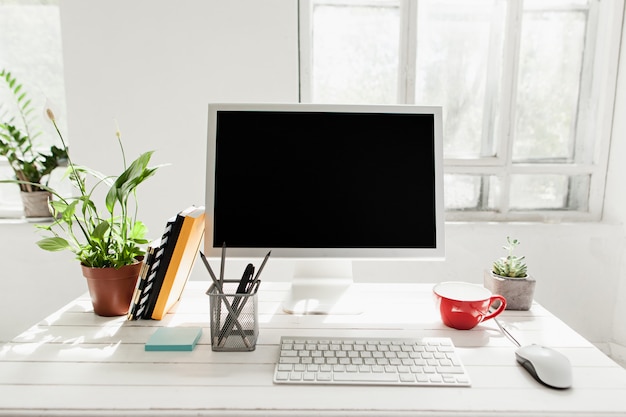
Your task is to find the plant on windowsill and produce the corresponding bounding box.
[483,236,536,311]
[0,69,68,218]
[32,107,163,316]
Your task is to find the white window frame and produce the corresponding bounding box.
[298,0,622,222]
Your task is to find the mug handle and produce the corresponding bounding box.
[482,295,507,322]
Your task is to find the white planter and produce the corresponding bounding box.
[483,270,536,311]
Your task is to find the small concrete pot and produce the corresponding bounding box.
[20,190,53,218]
[483,270,536,311]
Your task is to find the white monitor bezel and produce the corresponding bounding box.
[205,102,445,261]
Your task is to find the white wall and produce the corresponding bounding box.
[0,222,82,342]
[603,1,626,364]
[59,0,299,235]
[1,0,625,365]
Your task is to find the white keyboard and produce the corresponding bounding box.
[273,336,471,386]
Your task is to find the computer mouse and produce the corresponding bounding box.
[515,344,572,389]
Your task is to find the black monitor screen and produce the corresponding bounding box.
[211,109,438,250]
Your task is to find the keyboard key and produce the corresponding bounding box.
[400,374,416,383]
[275,371,290,381]
[333,372,399,383]
[317,372,332,381]
[290,372,302,381]
[437,366,465,374]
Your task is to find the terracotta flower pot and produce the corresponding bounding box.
[81,259,143,317]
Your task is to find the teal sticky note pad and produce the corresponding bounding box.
[145,327,202,351]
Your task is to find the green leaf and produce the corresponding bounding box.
[71,164,112,185]
[21,98,32,112]
[50,200,68,214]
[105,181,120,214]
[105,151,154,213]
[91,220,110,242]
[36,237,71,252]
[61,199,78,223]
[129,221,147,241]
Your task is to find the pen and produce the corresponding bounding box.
[236,263,255,295]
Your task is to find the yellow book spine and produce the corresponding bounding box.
[151,209,205,319]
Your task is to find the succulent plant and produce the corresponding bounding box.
[492,236,528,278]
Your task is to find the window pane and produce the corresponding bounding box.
[415,0,505,158]
[0,1,67,140]
[311,2,400,104]
[509,174,589,210]
[303,0,609,221]
[444,174,499,211]
[513,8,586,162]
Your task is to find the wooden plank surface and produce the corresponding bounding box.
[1,282,625,417]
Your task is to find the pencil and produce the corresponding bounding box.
[219,242,226,287]
[251,250,271,289]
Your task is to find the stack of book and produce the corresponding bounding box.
[128,205,206,320]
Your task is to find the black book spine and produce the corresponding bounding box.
[142,214,185,319]
[127,241,158,320]
[134,220,173,320]
[134,240,165,319]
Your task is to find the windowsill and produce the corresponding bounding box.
[0,217,55,225]
[1,218,620,228]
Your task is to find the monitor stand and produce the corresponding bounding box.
[282,259,362,315]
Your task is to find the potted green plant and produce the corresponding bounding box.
[0,69,68,218]
[483,236,536,310]
[34,107,162,316]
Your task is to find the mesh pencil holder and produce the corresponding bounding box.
[207,280,260,352]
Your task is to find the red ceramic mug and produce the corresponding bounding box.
[433,281,507,330]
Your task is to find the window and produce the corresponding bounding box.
[0,0,66,218]
[299,0,621,221]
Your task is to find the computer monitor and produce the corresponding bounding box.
[205,103,444,314]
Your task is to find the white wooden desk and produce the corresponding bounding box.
[1,281,626,416]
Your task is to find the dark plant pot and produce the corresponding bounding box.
[20,190,53,218]
[81,259,143,317]
[483,270,536,311]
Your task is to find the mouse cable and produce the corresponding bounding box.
[494,317,521,348]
